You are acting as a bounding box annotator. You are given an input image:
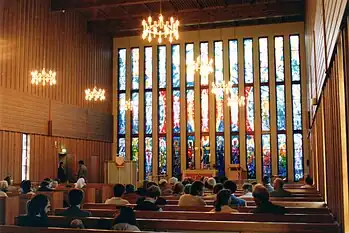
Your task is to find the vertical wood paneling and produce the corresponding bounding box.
[0,0,112,113]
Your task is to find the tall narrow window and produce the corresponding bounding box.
[244,38,256,179]
[131,48,140,176]
[172,45,181,177]
[186,43,195,169]
[158,46,167,175]
[214,41,225,175]
[144,47,153,180]
[200,42,210,169]
[259,37,271,177]
[275,36,287,178]
[290,35,303,181]
[21,134,30,180]
[229,40,240,164]
[117,49,127,158]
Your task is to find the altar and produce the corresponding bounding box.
[183,169,217,180]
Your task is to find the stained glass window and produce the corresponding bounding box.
[244,39,253,84]
[275,36,285,82]
[118,93,126,134]
[200,42,209,85]
[172,45,180,88]
[145,137,153,180]
[214,41,224,84]
[278,134,287,177]
[215,136,224,176]
[201,136,210,169]
[261,86,270,131]
[131,48,139,90]
[276,85,286,130]
[159,137,167,175]
[259,38,269,83]
[290,35,300,82]
[145,47,152,89]
[230,87,239,132]
[118,138,126,158]
[145,92,152,134]
[159,91,167,134]
[245,87,254,132]
[229,40,238,84]
[292,84,302,130]
[294,133,303,181]
[173,90,180,133]
[132,93,139,134]
[118,49,126,90]
[173,136,181,177]
[186,43,195,87]
[231,135,240,164]
[201,89,209,132]
[216,91,224,132]
[187,90,195,133]
[246,135,256,179]
[187,136,195,169]
[158,46,166,88]
[262,134,271,177]
[132,138,139,173]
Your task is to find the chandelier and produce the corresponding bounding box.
[85,86,106,101]
[142,15,179,44]
[193,55,214,76]
[211,81,245,107]
[31,68,57,86]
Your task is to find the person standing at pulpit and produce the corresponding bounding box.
[77,160,88,181]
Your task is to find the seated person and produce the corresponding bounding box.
[37,181,53,192]
[173,182,184,196]
[70,219,85,229]
[58,189,92,217]
[0,180,8,197]
[134,185,162,211]
[51,180,59,189]
[112,206,140,231]
[204,183,223,199]
[179,181,206,206]
[223,180,246,207]
[301,175,314,188]
[125,184,136,194]
[210,189,238,213]
[270,178,292,197]
[184,184,191,194]
[169,177,178,186]
[205,177,216,193]
[105,184,130,205]
[135,180,149,196]
[20,180,35,195]
[75,178,86,189]
[4,176,17,192]
[16,194,50,227]
[159,179,173,196]
[262,176,274,193]
[253,184,287,214]
[239,183,253,198]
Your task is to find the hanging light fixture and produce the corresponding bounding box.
[85,62,106,101]
[142,0,179,44]
[192,27,214,76]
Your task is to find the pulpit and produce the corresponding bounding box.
[104,157,137,186]
[183,169,216,180]
[227,165,247,182]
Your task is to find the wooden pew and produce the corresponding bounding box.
[54,208,334,223]
[0,195,19,225]
[19,194,35,215]
[36,192,64,212]
[54,188,96,204]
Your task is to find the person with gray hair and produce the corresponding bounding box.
[270,178,292,197]
[239,183,253,198]
[252,184,287,214]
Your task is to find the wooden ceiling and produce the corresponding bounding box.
[51,0,305,37]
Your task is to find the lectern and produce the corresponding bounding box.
[227,165,247,182]
[104,157,137,186]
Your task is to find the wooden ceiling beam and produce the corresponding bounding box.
[51,0,170,11]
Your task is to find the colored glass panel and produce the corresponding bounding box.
[131,48,139,90]
[214,41,224,83]
[230,87,239,132]
[246,135,256,179]
[173,136,181,177]
[118,138,126,158]
[131,93,139,134]
[131,138,139,173]
[186,43,195,87]
[294,133,304,181]
[158,46,166,88]
[262,134,271,177]
[159,91,167,134]
[145,137,153,179]
[200,42,209,85]
[245,87,254,132]
[229,40,238,84]
[261,86,270,131]
[290,35,301,82]
[158,137,167,175]
[201,136,210,169]
[275,36,285,82]
[216,91,224,132]
[173,90,180,133]
[216,136,225,176]
[145,47,152,89]
[244,39,253,84]
[172,45,180,88]
[276,85,286,130]
[145,92,152,134]
[278,134,287,177]
[259,38,269,83]
[231,135,240,164]
[118,49,126,90]
[292,85,302,131]
[187,90,195,133]
[187,136,195,169]
[201,89,209,133]
[118,93,126,134]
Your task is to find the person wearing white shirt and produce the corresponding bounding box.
[239,183,253,198]
[105,184,130,206]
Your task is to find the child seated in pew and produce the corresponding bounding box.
[57,189,92,217]
[210,189,238,213]
[134,185,162,211]
[252,184,287,214]
[105,184,130,206]
[178,181,206,207]
[0,180,8,197]
[17,194,51,227]
[112,207,140,231]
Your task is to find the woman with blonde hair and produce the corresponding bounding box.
[0,180,8,197]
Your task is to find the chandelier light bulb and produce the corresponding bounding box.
[85,86,106,101]
[142,14,179,44]
[31,68,57,86]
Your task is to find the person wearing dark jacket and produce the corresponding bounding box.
[134,185,162,211]
[37,181,53,192]
[16,194,50,227]
[252,184,287,214]
[57,162,66,183]
[58,189,91,217]
[270,178,292,197]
